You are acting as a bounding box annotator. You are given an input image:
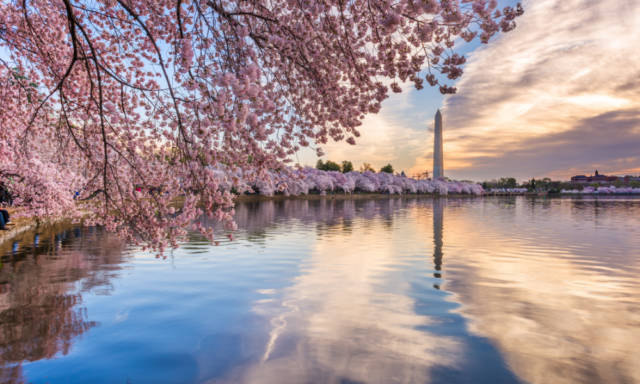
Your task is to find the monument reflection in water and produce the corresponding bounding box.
[0,197,639,384]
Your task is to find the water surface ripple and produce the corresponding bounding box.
[1,196,639,384]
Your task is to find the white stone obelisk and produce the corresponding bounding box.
[433,109,444,178]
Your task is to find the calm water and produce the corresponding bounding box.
[1,196,639,384]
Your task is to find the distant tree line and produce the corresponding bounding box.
[481,177,518,190]
[481,176,640,194]
[316,160,396,174]
[481,177,579,193]
[588,180,640,189]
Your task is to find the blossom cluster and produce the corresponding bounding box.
[490,188,528,193]
[0,0,521,252]
[212,167,485,196]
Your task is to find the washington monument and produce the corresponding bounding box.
[433,109,444,178]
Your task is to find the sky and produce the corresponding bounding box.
[296,0,640,183]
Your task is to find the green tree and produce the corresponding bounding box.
[324,160,341,171]
[630,181,640,188]
[613,179,625,188]
[316,159,340,171]
[380,164,394,174]
[326,161,340,171]
[341,161,354,173]
[359,163,375,172]
[497,177,517,188]
[318,159,350,172]
[589,182,601,188]
[549,181,561,190]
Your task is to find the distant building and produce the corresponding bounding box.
[571,170,622,184]
[626,175,640,183]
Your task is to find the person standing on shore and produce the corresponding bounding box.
[0,208,13,231]
[0,181,13,207]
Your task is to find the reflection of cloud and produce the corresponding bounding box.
[206,199,462,384]
[260,297,298,363]
[199,197,640,384]
[113,309,130,324]
[438,0,640,180]
[442,199,640,384]
[255,289,276,295]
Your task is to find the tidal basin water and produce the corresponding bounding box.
[1,196,640,384]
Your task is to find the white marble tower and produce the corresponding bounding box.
[433,109,444,179]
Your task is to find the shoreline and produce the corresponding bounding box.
[0,194,472,248]
[1,193,635,249]
[232,192,483,203]
[0,209,68,251]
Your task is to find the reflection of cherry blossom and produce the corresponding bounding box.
[0,224,126,383]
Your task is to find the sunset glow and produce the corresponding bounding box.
[301,0,640,181]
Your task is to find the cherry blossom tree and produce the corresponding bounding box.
[0,0,521,252]
[243,167,484,195]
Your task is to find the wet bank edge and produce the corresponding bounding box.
[0,193,488,248]
[0,210,68,249]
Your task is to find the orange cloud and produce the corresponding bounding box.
[297,0,640,182]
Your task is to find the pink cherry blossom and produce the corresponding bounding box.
[0,0,518,253]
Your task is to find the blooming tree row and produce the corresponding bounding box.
[562,187,640,194]
[489,188,527,193]
[212,166,485,196]
[0,0,522,252]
